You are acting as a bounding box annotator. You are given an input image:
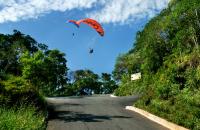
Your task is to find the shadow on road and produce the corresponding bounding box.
[48,106,132,123]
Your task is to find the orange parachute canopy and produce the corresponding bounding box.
[68,18,104,36]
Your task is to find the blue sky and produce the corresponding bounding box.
[0,0,170,74]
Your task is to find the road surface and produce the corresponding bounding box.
[46,95,168,130]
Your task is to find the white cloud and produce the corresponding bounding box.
[0,0,170,24]
[0,0,97,23]
[87,0,170,24]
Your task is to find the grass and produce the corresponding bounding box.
[0,105,46,130]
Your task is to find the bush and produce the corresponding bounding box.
[0,75,46,110]
[0,105,46,130]
[0,75,47,129]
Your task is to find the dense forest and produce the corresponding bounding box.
[113,0,200,129]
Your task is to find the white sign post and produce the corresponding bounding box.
[131,72,141,81]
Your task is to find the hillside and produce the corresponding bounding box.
[113,0,200,129]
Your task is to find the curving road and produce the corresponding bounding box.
[46,95,169,130]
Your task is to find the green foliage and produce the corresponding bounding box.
[0,105,46,130]
[0,75,46,110]
[0,74,47,129]
[67,70,118,95]
[0,30,45,76]
[114,0,200,129]
[20,49,68,96]
[113,52,142,81]
[0,30,69,97]
[1,75,28,91]
[70,69,100,94]
[114,74,145,96]
[0,30,71,129]
[100,73,118,94]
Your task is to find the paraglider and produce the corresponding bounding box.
[68,18,104,36]
[68,18,103,55]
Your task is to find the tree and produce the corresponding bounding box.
[100,73,118,94]
[113,52,142,81]
[71,69,100,94]
[20,51,45,90]
[112,54,129,81]
[20,49,68,96]
[0,30,44,77]
[43,50,68,95]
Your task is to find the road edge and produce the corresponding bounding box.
[125,106,189,130]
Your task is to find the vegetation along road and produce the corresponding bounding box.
[46,95,169,130]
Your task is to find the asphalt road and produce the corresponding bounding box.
[46,95,169,130]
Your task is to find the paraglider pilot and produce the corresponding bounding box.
[89,48,94,54]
